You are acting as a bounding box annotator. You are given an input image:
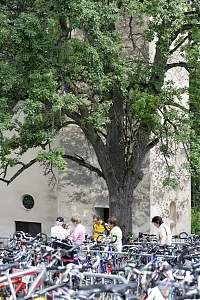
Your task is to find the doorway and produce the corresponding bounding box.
[15,221,41,236]
[95,207,109,222]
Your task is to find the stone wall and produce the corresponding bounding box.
[149,39,191,235]
[150,144,191,234]
[56,121,154,236]
[57,126,108,235]
[57,120,191,236]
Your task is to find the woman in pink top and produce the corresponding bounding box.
[69,214,86,245]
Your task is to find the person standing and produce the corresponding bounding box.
[152,216,172,246]
[107,216,123,252]
[69,214,86,245]
[51,217,70,241]
[93,216,110,241]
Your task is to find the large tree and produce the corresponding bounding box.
[0,0,199,231]
[190,28,200,209]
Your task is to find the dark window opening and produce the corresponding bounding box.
[15,221,41,236]
[95,207,109,223]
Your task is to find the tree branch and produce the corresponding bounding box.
[169,33,191,55]
[66,112,82,126]
[146,137,160,152]
[63,154,105,179]
[166,102,189,113]
[0,158,37,185]
[173,23,200,42]
[149,33,169,93]
[165,62,189,72]
[0,160,26,179]
[62,120,78,127]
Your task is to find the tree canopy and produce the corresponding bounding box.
[0,0,199,230]
[190,27,200,210]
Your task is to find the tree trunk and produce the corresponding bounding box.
[77,111,148,235]
[108,185,134,235]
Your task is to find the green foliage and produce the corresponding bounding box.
[163,177,178,189]
[37,149,66,170]
[191,208,200,235]
[0,0,199,193]
[85,101,111,129]
[188,27,200,212]
[129,90,161,127]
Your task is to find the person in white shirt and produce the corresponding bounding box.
[51,217,70,241]
[108,216,123,252]
[152,216,172,246]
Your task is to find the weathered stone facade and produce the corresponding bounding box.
[57,126,109,232]
[150,64,191,235]
[150,143,191,235]
[56,18,191,236]
[57,119,190,236]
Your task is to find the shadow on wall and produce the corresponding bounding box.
[58,126,101,186]
[57,126,108,204]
